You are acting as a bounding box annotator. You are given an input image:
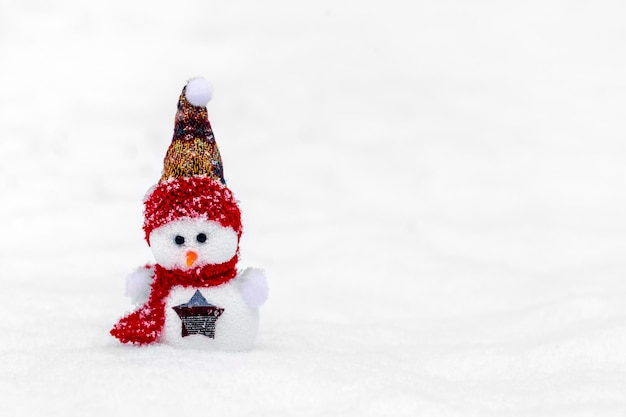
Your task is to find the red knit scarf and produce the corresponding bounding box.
[111,257,238,345]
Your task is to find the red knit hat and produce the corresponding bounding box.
[143,78,242,243]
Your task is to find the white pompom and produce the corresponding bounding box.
[185,77,213,107]
[124,265,155,306]
[238,268,269,308]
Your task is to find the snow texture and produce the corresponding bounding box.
[1,0,626,416]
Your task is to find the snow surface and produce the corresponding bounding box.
[1,0,626,415]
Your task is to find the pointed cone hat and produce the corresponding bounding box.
[143,78,241,243]
[160,77,225,184]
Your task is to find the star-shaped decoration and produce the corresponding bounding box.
[172,290,224,338]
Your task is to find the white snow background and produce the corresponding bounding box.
[1,0,626,415]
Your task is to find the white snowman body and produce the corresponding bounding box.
[161,282,259,350]
[141,216,267,351]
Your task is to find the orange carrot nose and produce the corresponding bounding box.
[186,251,198,267]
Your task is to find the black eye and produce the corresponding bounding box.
[174,235,185,245]
[196,233,207,243]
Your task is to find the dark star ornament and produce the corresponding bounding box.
[172,290,225,338]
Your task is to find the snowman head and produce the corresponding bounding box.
[143,176,243,269]
[148,217,239,269]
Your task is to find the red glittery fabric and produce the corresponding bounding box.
[110,258,238,345]
[143,176,242,243]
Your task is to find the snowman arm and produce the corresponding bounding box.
[124,264,155,306]
[237,267,269,308]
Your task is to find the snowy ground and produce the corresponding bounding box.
[1,0,626,415]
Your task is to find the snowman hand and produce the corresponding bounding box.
[124,264,155,306]
[238,268,269,308]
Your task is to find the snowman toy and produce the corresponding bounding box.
[111,78,268,350]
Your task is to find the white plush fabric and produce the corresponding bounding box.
[148,218,238,269]
[145,217,263,350]
[162,284,260,351]
[237,268,269,308]
[124,265,155,306]
[185,77,213,107]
